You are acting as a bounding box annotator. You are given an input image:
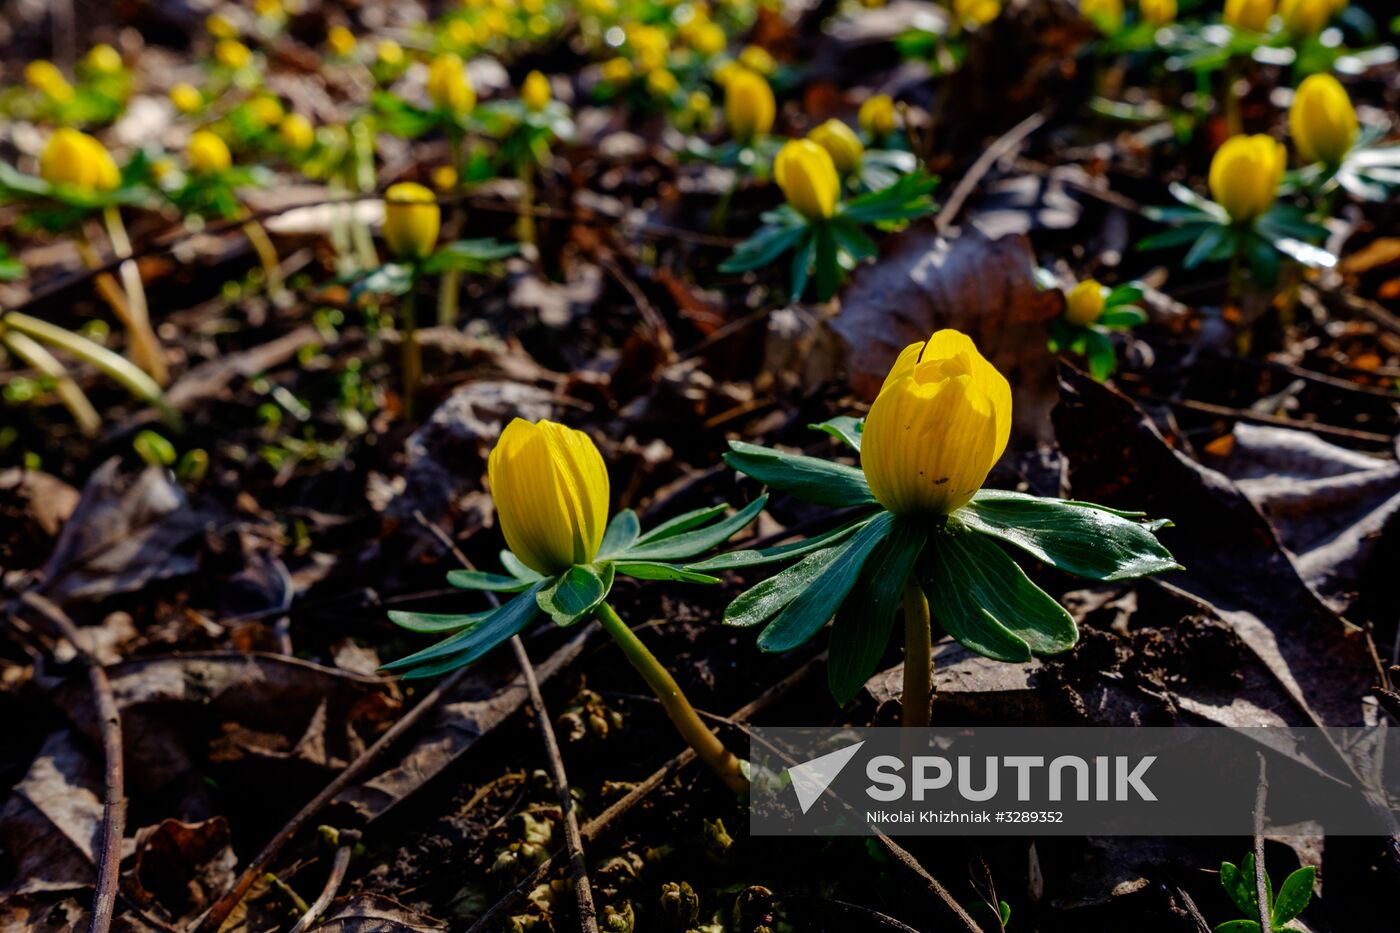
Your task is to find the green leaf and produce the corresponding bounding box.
[790,228,817,299]
[387,608,494,634]
[723,540,851,629]
[921,520,1078,662]
[828,218,879,263]
[537,563,614,626]
[812,224,840,303]
[756,513,896,652]
[724,440,876,507]
[1103,284,1144,308]
[828,515,927,705]
[1271,866,1314,927]
[810,415,864,452]
[382,581,546,675]
[1246,232,1281,288]
[635,504,729,544]
[720,221,807,274]
[1136,222,1215,251]
[840,172,938,224]
[1213,922,1260,933]
[599,509,641,558]
[613,561,719,584]
[961,490,1179,581]
[421,238,518,273]
[1098,306,1147,329]
[616,495,767,562]
[1184,224,1231,269]
[1084,329,1117,381]
[501,551,546,582]
[349,262,415,302]
[1219,861,1256,917]
[446,569,535,592]
[688,513,876,571]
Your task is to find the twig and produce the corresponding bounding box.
[287,830,359,933]
[933,111,1048,235]
[1253,752,1273,933]
[17,592,125,933]
[1140,392,1395,446]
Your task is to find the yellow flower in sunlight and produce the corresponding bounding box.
[629,25,669,73]
[278,113,315,150]
[254,0,284,19]
[773,139,840,221]
[206,13,238,39]
[1224,0,1275,32]
[1279,0,1332,38]
[861,330,1012,516]
[723,68,775,143]
[601,57,633,85]
[432,164,459,191]
[647,69,679,98]
[738,45,776,75]
[1209,134,1286,223]
[327,25,357,57]
[25,61,74,102]
[689,21,727,57]
[859,94,897,140]
[187,130,232,174]
[377,40,405,68]
[214,39,253,70]
[248,95,284,127]
[522,70,552,111]
[487,418,610,575]
[170,83,204,114]
[1081,0,1125,33]
[807,119,864,175]
[41,129,121,192]
[83,44,124,75]
[1064,280,1107,325]
[953,0,1002,26]
[1139,0,1177,26]
[427,53,476,114]
[382,182,441,260]
[1289,73,1357,166]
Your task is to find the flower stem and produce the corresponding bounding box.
[902,578,932,728]
[0,328,100,435]
[438,130,464,326]
[240,217,286,302]
[517,159,537,251]
[97,208,169,385]
[594,601,748,794]
[1222,58,1243,138]
[400,267,421,421]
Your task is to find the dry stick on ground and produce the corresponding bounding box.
[933,110,1049,236]
[16,592,125,933]
[412,510,599,933]
[287,830,359,933]
[1253,753,1273,933]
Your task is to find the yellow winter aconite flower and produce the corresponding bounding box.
[327,25,357,57]
[773,139,840,221]
[954,0,1002,26]
[601,57,633,85]
[377,40,405,67]
[84,44,124,75]
[647,69,679,98]
[738,45,777,75]
[859,94,897,140]
[487,418,610,575]
[1081,0,1125,33]
[279,113,315,150]
[1224,0,1274,32]
[170,83,203,113]
[40,129,121,192]
[249,95,284,127]
[214,39,253,70]
[522,70,551,111]
[427,53,476,113]
[1279,0,1332,38]
[690,21,727,57]
[723,68,775,143]
[861,330,1012,516]
[1139,0,1177,26]
[807,119,864,175]
[187,131,232,174]
[1065,280,1107,325]
[1209,134,1286,223]
[25,61,74,102]
[207,13,238,39]
[1290,73,1357,166]
[432,165,459,191]
[382,182,441,260]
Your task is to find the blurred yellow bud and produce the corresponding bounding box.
[1208,134,1286,223]
[207,13,238,39]
[1081,0,1125,33]
[773,139,840,221]
[327,25,357,57]
[377,40,405,67]
[1139,0,1177,25]
[487,418,610,575]
[40,129,121,192]
[427,53,476,114]
[254,0,283,19]
[1289,73,1357,166]
[601,57,633,84]
[432,165,459,191]
[1064,280,1107,325]
[723,68,775,143]
[383,182,440,260]
[807,119,864,175]
[629,25,668,73]
[1279,0,1331,38]
[691,22,727,56]
[954,0,1002,25]
[522,70,551,111]
[738,45,776,75]
[214,39,253,70]
[187,130,232,174]
[1224,0,1275,32]
[249,95,284,127]
[24,61,74,102]
[859,94,897,140]
[862,330,1012,515]
[279,113,315,150]
[170,83,204,114]
[647,69,679,98]
[84,44,124,75]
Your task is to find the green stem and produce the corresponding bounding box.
[1226,236,1245,309]
[594,601,748,794]
[100,206,168,385]
[241,217,286,302]
[518,159,537,251]
[438,130,465,326]
[0,329,100,435]
[1223,57,1242,138]
[400,267,421,421]
[902,579,932,728]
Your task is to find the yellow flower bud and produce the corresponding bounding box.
[249,95,284,127]
[723,68,775,143]
[254,0,283,19]
[187,130,232,174]
[601,57,633,85]
[279,113,315,150]
[1081,0,1124,33]
[41,129,122,192]
[862,330,1012,516]
[773,139,840,221]
[214,39,253,70]
[1289,73,1357,166]
[25,61,74,102]
[1223,0,1274,32]
[647,69,679,98]
[1064,280,1107,325]
[738,45,776,75]
[807,119,864,175]
[859,94,897,140]
[1139,0,1177,25]
[1208,134,1286,224]
[377,40,405,68]
[487,418,610,575]
[432,165,459,191]
[382,182,441,260]
[686,90,712,116]
[427,53,476,114]
[327,25,357,57]
[207,13,238,39]
[521,70,551,111]
[170,82,204,114]
[954,0,1002,26]
[691,22,727,57]
[1279,0,1331,38]
[84,44,124,75]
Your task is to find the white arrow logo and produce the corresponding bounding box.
[788,741,865,814]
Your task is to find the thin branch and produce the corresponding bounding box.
[287,830,359,933]
[1253,753,1273,933]
[933,110,1048,235]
